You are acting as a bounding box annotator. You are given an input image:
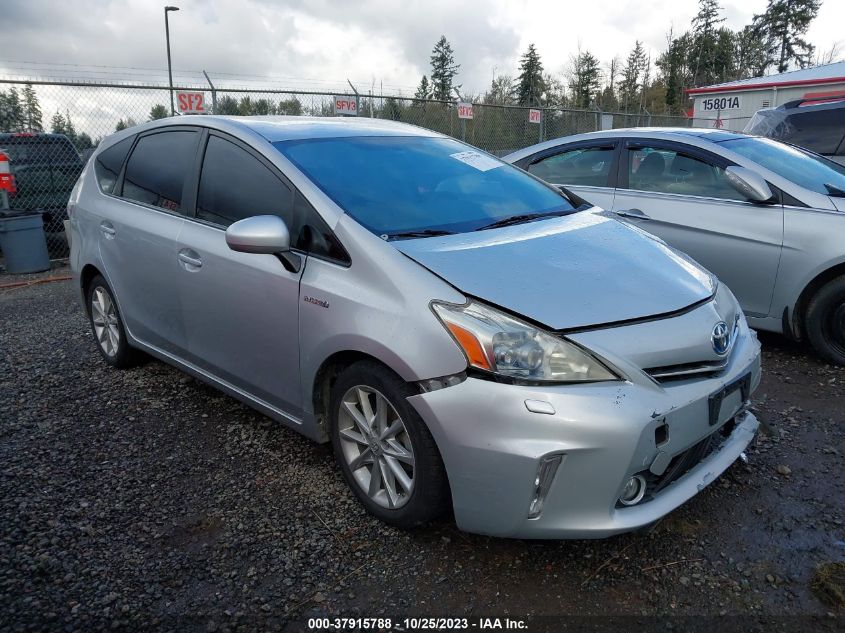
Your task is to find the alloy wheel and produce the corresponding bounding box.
[91,286,120,357]
[337,385,415,509]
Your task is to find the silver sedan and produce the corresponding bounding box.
[69,117,760,538]
[506,129,845,365]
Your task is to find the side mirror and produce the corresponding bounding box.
[725,166,775,203]
[225,215,291,254]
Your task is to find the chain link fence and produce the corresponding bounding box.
[0,79,692,259]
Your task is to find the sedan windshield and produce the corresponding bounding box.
[274,136,575,237]
[718,136,845,197]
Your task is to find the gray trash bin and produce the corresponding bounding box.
[0,211,51,274]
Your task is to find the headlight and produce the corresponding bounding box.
[431,300,619,383]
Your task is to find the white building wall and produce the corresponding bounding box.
[691,82,845,131]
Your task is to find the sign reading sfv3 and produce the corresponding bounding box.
[334,97,358,116]
[175,91,207,114]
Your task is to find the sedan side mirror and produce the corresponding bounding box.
[225,215,291,254]
[725,166,775,203]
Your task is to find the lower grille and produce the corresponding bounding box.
[632,417,738,505]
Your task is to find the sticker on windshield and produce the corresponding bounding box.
[449,151,502,172]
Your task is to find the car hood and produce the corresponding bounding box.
[394,210,715,330]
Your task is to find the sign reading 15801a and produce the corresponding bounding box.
[701,96,741,111]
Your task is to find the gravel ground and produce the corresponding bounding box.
[1,266,843,632]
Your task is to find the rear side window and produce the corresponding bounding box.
[782,107,845,155]
[196,135,293,227]
[95,137,134,194]
[527,146,614,186]
[122,130,199,213]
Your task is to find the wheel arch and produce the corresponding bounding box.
[80,264,104,313]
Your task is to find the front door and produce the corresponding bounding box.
[176,133,304,416]
[612,140,784,317]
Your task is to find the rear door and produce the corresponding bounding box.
[515,140,620,210]
[96,127,201,354]
[175,131,306,416]
[611,139,784,317]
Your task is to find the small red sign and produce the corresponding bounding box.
[457,102,473,119]
[176,91,206,114]
[334,97,358,116]
[528,109,542,124]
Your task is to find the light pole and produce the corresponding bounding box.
[164,6,179,115]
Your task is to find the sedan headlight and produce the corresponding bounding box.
[431,300,619,383]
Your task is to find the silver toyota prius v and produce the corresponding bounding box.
[68,116,762,539]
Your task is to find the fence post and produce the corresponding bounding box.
[202,70,217,114]
[347,79,360,116]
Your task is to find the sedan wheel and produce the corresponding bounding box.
[338,386,415,509]
[806,276,845,366]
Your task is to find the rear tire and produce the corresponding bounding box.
[85,275,142,368]
[329,361,449,529]
[805,276,845,366]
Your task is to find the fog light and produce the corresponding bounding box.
[527,454,563,519]
[619,475,647,506]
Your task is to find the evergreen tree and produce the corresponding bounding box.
[753,0,821,72]
[515,44,546,106]
[414,75,431,103]
[50,110,67,135]
[21,83,43,132]
[429,36,460,102]
[115,118,137,132]
[568,49,602,108]
[1,87,27,132]
[277,98,302,115]
[149,104,169,120]
[619,41,647,111]
[690,0,726,86]
[215,95,240,115]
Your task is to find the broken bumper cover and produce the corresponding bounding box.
[407,325,761,539]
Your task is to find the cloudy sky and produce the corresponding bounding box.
[2,0,843,96]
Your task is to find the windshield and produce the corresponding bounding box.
[274,136,576,237]
[719,136,845,197]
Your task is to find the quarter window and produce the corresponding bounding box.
[626,146,745,201]
[122,130,199,212]
[527,146,614,186]
[196,136,293,227]
[95,136,134,194]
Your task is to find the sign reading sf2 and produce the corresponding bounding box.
[701,96,741,111]
[175,91,206,114]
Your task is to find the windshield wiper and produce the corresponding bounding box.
[474,210,572,232]
[824,183,845,197]
[383,229,454,241]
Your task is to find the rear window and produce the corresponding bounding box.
[0,136,79,166]
[95,137,134,195]
[274,136,574,236]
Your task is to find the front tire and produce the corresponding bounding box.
[805,276,845,366]
[86,275,142,368]
[329,361,449,529]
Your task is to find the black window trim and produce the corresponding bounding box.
[113,125,204,219]
[95,134,137,198]
[619,137,792,206]
[517,139,622,189]
[187,128,351,267]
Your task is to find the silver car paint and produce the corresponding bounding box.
[70,117,761,538]
[505,128,845,337]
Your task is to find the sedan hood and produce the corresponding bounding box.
[394,211,715,331]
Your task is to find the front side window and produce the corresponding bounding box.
[197,136,293,227]
[122,130,199,212]
[95,136,134,194]
[527,146,614,186]
[274,136,575,237]
[626,146,745,201]
[719,136,845,197]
